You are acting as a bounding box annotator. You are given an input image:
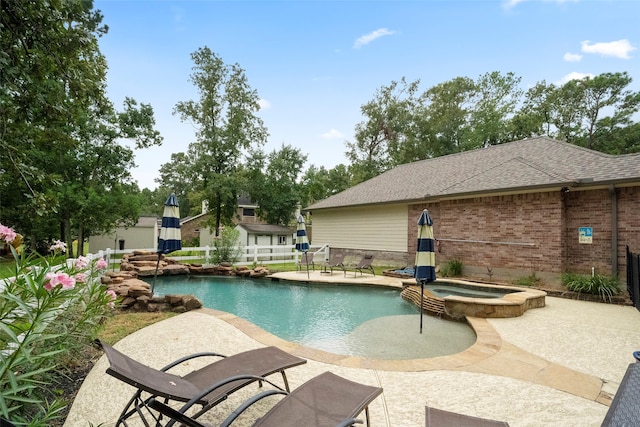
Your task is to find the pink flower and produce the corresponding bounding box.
[58,273,75,289]
[44,272,75,290]
[50,240,67,253]
[74,273,88,283]
[44,272,58,290]
[75,256,89,269]
[106,289,117,308]
[95,258,108,270]
[0,224,16,243]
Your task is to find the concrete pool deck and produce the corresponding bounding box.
[64,271,640,426]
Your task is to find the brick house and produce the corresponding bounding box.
[183,197,295,247]
[306,137,640,285]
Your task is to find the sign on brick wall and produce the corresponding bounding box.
[579,227,593,244]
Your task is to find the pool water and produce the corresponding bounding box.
[425,283,517,299]
[152,276,476,359]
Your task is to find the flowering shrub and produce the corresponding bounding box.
[0,224,117,425]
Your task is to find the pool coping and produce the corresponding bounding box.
[400,278,548,319]
[203,271,612,405]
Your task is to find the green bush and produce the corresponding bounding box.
[209,226,243,265]
[562,272,621,302]
[0,224,116,425]
[514,273,541,287]
[440,259,463,277]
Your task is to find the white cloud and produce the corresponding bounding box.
[353,28,396,49]
[563,52,582,62]
[258,99,271,110]
[581,39,637,59]
[557,71,594,85]
[321,129,344,139]
[504,0,578,9]
[503,0,526,9]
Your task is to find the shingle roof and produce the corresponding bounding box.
[307,137,640,210]
[238,223,294,234]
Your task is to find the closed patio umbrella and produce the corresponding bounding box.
[296,214,310,279]
[153,193,182,293]
[414,209,436,334]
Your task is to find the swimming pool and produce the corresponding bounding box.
[152,276,476,359]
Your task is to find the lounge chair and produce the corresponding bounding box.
[149,371,383,427]
[297,252,314,272]
[100,341,306,426]
[326,251,347,276]
[352,254,375,277]
[425,405,510,426]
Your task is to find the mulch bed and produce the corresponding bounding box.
[52,345,104,427]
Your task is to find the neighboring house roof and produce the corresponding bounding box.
[238,223,294,235]
[179,212,207,225]
[237,195,257,207]
[307,137,640,210]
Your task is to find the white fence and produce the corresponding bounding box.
[94,244,330,270]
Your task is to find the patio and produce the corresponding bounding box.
[64,271,640,426]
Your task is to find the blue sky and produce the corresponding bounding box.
[94,0,639,190]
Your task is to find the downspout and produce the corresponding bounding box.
[610,185,618,278]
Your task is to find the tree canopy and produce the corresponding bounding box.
[347,71,640,185]
[164,47,268,235]
[1,0,163,254]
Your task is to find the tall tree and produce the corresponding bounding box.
[467,71,523,148]
[172,47,268,235]
[422,76,476,155]
[574,72,640,151]
[246,145,307,225]
[1,0,163,254]
[347,78,422,184]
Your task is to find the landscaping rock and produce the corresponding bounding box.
[105,251,272,313]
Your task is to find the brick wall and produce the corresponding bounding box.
[405,186,639,283]
[617,186,640,273]
[564,189,612,275]
[409,192,562,276]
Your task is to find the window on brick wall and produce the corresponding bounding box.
[242,208,255,217]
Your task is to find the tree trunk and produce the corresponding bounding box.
[77,226,85,256]
[63,218,75,258]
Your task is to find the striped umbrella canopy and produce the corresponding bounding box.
[153,193,181,293]
[414,209,436,333]
[158,193,182,254]
[296,214,310,278]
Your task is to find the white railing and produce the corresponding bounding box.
[96,244,330,270]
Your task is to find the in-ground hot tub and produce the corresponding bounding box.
[400,278,546,319]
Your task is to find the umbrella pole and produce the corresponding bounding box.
[152,253,161,294]
[305,252,310,279]
[420,282,424,334]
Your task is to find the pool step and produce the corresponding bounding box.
[401,285,445,316]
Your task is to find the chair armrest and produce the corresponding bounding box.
[160,351,227,372]
[220,388,288,427]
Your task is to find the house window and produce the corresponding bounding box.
[243,208,255,217]
[278,235,287,245]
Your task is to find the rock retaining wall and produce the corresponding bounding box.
[101,250,271,313]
